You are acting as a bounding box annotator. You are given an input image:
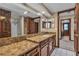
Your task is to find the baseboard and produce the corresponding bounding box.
[55,46,59,48]
[70,40,74,41]
[59,37,62,40]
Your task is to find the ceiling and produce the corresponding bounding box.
[0,3,39,18]
[43,3,75,14]
[0,3,75,18]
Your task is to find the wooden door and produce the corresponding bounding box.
[74,3,79,55]
[63,23,70,36]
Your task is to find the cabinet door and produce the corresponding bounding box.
[49,41,53,54]
[74,36,78,51]
[41,44,48,56]
[49,38,56,55]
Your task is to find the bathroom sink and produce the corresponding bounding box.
[42,35,49,37]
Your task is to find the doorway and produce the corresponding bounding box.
[60,19,74,51]
[57,8,75,55]
[61,19,71,40]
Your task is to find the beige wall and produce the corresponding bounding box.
[40,13,58,46]
[59,15,75,40]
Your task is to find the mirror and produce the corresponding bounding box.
[42,21,52,29]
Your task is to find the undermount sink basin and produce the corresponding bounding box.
[42,35,49,37]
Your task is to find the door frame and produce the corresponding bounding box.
[60,19,71,40]
[57,7,75,54]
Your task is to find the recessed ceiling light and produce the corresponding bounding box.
[24,11,28,14]
[37,13,42,16]
[42,11,45,14]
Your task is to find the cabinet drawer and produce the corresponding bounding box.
[25,47,39,56]
[40,39,49,48]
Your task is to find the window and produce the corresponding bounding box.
[64,23,69,31]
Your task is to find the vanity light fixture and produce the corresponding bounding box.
[24,11,28,14]
[0,16,6,20]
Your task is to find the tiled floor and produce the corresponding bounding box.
[60,36,74,51]
[51,36,76,56]
[51,48,76,56]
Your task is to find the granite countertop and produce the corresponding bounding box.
[27,34,56,43]
[0,40,38,56]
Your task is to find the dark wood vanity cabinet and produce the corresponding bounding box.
[39,39,49,56]
[41,44,48,56]
[49,39,54,55]
[26,46,39,56]
[0,9,11,38]
[39,35,56,56]
[48,35,56,55]
[20,46,40,56]
[26,34,56,56]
